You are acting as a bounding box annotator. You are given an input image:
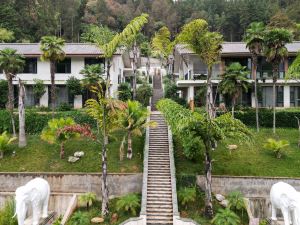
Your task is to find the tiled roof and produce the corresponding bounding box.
[176,42,300,55]
[0,43,123,56]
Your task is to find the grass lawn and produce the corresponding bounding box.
[0,131,144,173]
[66,197,140,225]
[175,128,300,177]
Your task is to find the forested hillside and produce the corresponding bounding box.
[1,0,300,42]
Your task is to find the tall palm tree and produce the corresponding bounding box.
[176,19,223,218]
[119,100,154,159]
[0,48,25,137]
[263,28,293,134]
[40,36,65,117]
[244,22,265,132]
[86,83,126,216]
[219,63,250,117]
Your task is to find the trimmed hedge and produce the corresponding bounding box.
[0,110,96,134]
[234,109,300,128]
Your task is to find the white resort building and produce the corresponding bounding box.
[174,42,300,108]
[0,43,133,108]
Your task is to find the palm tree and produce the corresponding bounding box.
[244,22,265,132]
[40,36,65,117]
[219,63,250,118]
[86,83,126,216]
[0,48,25,137]
[263,28,293,134]
[99,14,149,98]
[119,100,154,159]
[176,19,223,217]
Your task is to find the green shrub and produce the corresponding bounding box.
[78,192,96,210]
[0,198,17,225]
[118,83,132,101]
[66,76,82,99]
[0,80,8,109]
[0,131,17,158]
[33,79,46,105]
[164,83,177,99]
[0,110,96,134]
[58,103,72,111]
[227,191,245,211]
[69,211,89,225]
[181,133,202,160]
[263,138,289,159]
[212,208,240,225]
[136,84,152,107]
[116,194,141,216]
[178,187,196,209]
[52,216,62,225]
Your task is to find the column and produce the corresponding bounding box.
[283,85,290,108]
[39,86,48,107]
[74,95,83,109]
[188,86,194,111]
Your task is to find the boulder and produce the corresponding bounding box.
[215,194,225,202]
[91,217,104,223]
[74,151,84,157]
[68,156,79,163]
[220,199,229,208]
[227,145,238,150]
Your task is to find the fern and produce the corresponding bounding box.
[263,138,289,158]
[212,208,240,225]
[78,192,96,210]
[69,211,89,225]
[227,191,245,211]
[116,194,141,216]
[178,187,196,209]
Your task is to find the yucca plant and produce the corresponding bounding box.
[212,208,240,225]
[178,187,196,209]
[69,211,89,225]
[116,194,141,216]
[78,192,97,210]
[0,131,17,159]
[263,138,289,158]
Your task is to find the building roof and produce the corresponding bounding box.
[176,42,300,56]
[0,43,123,56]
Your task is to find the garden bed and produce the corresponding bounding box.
[175,128,300,177]
[0,132,144,173]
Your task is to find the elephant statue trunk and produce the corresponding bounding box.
[15,178,50,225]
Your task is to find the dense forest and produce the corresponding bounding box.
[1,0,300,42]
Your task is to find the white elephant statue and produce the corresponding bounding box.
[14,178,50,225]
[270,182,300,225]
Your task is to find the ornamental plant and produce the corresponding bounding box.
[41,117,94,159]
[116,194,141,216]
[263,138,289,159]
[212,208,240,225]
[78,192,97,210]
[0,131,16,159]
[178,187,196,209]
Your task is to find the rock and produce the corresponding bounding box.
[91,217,104,223]
[220,199,229,207]
[215,194,225,202]
[74,151,84,157]
[227,145,238,150]
[111,213,118,223]
[68,156,79,163]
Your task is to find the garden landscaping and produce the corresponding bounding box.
[0,132,143,173]
[175,128,300,177]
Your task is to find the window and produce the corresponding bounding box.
[84,57,105,66]
[257,57,285,79]
[23,58,37,74]
[276,86,284,107]
[56,58,71,73]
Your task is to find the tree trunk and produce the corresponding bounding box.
[206,66,215,119]
[146,56,150,83]
[106,59,111,98]
[6,73,16,137]
[253,56,260,132]
[0,151,3,159]
[18,79,26,148]
[60,142,65,159]
[50,60,56,118]
[172,49,175,82]
[101,109,109,216]
[204,142,213,218]
[132,41,138,100]
[127,131,133,159]
[272,64,278,134]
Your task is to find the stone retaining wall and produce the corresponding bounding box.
[0,172,143,216]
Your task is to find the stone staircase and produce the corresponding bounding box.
[151,70,163,111]
[146,112,173,225]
